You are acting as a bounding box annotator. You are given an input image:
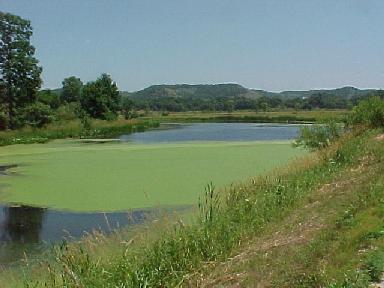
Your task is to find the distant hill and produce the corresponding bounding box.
[278,86,374,99]
[45,83,379,112]
[126,84,251,100]
[122,84,375,100]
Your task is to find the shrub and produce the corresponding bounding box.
[295,119,343,149]
[349,96,384,128]
[102,110,118,121]
[22,102,54,128]
[55,102,80,121]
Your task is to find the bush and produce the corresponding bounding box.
[102,110,118,121]
[22,102,54,128]
[295,119,343,149]
[56,102,80,121]
[349,96,384,128]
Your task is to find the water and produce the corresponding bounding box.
[0,205,151,266]
[120,123,299,143]
[0,123,300,266]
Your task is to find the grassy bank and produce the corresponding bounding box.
[143,110,348,124]
[0,110,346,146]
[6,128,381,287]
[0,119,160,146]
[194,131,384,287]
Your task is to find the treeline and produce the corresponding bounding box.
[130,91,384,113]
[33,74,137,126]
[0,12,136,131]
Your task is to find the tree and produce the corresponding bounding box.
[80,74,120,120]
[121,97,134,119]
[0,12,42,129]
[350,96,384,128]
[256,97,269,112]
[61,76,82,103]
[22,102,54,128]
[37,89,60,109]
[224,100,234,113]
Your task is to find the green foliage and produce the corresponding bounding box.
[0,12,42,129]
[76,108,91,132]
[37,89,61,109]
[224,100,235,112]
[55,102,80,121]
[128,84,375,112]
[295,119,343,149]
[198,183,220,223]
[349,96,384,128]
[61,76,83,103]
[0,119,159,146]
[121,97,135,119]
[362,250,384,282]
[132,83,248,100]
[80,74,120,120]
[326,272,370,288]
[22,102,54,128]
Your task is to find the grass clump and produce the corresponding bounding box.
[363,250,384,283]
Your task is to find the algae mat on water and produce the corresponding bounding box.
[0,141,305,212]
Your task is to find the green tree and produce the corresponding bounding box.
[224,100,234,113]
[0,12,42,129]
[121,97,134,119]
[350,96,384,128]
[80,74,120,120]
[37,89,60,109]
[256,97,269,112]
[61,76,83,103]
[22,102,54,128]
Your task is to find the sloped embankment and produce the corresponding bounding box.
[189,132,384,287]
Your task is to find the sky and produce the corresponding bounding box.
[1,0,384,92]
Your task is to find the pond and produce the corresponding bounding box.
[120,123,299,143]
[0,123,303,266]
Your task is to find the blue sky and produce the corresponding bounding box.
[2,0,383,91]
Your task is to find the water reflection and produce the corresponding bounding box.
[0,204,160,266]
[1,206,45,243]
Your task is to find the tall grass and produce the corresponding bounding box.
[21,129,373,287]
